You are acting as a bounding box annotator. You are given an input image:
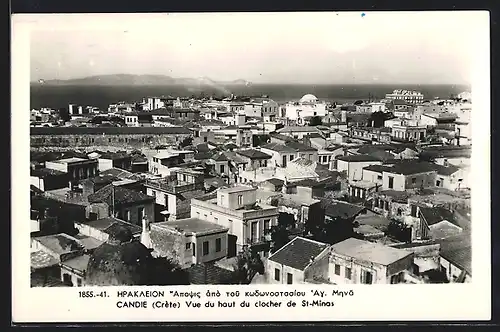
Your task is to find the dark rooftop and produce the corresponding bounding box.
[261,142,297,153]
[85,217,142,236]
[236,149,272,160]
[88,184,153,205]
[264,178,285,187]
[420,206,458,226]
[382,160,439,175]
[269,237,329,271]
[336,154,382,162]
[285,141,317,152]
[187,263,235,285]
[437,232,471,275]
[322,200,366,219]
[31,168,67,177]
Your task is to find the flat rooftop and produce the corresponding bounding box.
[52,157,87,164]
[154,218,228,235]
[61,254,91,273]
[33,233,84,255]
[218,186,256,194]
[331,237,412,266]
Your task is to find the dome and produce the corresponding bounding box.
[300,94,318,103]
[85,240,153,286]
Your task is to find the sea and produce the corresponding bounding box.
[30,84,470,111]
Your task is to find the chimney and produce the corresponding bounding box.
[140,215,153,249]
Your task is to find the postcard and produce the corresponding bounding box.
[12,11,491,323]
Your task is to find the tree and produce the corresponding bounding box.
[230,246,264,284]
[269,213,295,253]
[368,111,393,128]
[308,116,323,126]
[385,220,412,243]
[146,257,190,285]
[179,136,193,149]
[58,108,70,122]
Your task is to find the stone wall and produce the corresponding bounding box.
[31,133,191,150]
[150,226,184,266]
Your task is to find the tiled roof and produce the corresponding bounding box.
[420,206,458,226]
[429,164,461,176]
[322,200,366,219]
[211,152,230,162]
[261,142,297,153]
[236,149,272,160]
[331,237,412,266]
[269,237,329,271]
[88,184,153,205]
[285,141,317,152]
[30,126,192,135]
[437,232,471,275]
[187,263,235,285]
[85,217,142,236]
[31,250,59,270]
[337,154,382,162]
[264,178,285,187]
[363,164,389,173]
[383,160,438,175]
[31,168,67,177]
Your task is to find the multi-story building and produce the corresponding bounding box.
[145,168,206,221]
[190,186,279,257]
[329,238,415,284]
[391,122,427,142]
[150,218,229,268]
[385,89,424,104]
[281,94,328,124]
[45,157,99,188]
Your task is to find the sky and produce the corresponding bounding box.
[22,11,487,84]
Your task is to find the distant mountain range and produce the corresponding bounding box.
[33,74,252,88]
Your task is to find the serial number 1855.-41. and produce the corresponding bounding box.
[79,290,109,298]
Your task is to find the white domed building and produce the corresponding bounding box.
[282,94,327,124]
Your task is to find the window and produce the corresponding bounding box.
[203,241,209,256]
[287,273,293,284]
[185,243,191,250]
[138,207,145,220]
[251,222,258,242]
[361,270,373,284]
[216,238,221,252]
[388,176,394,189]
[274,268,280,281]
[214,217,218,223]
[345,267,352,280]
[334,264,341,275]
[411,205,418,217]
[220,164,225,174]
[377,174,383,180]
[192,243,196,257]
[411,177,416,185]
[238,195,243,205]
[264,219,270,231]
[125,209,131,221]
[290,155,294,161]
[308,154,313,160]
[204,214,207,219]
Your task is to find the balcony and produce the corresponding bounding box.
[145,178,204,194]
